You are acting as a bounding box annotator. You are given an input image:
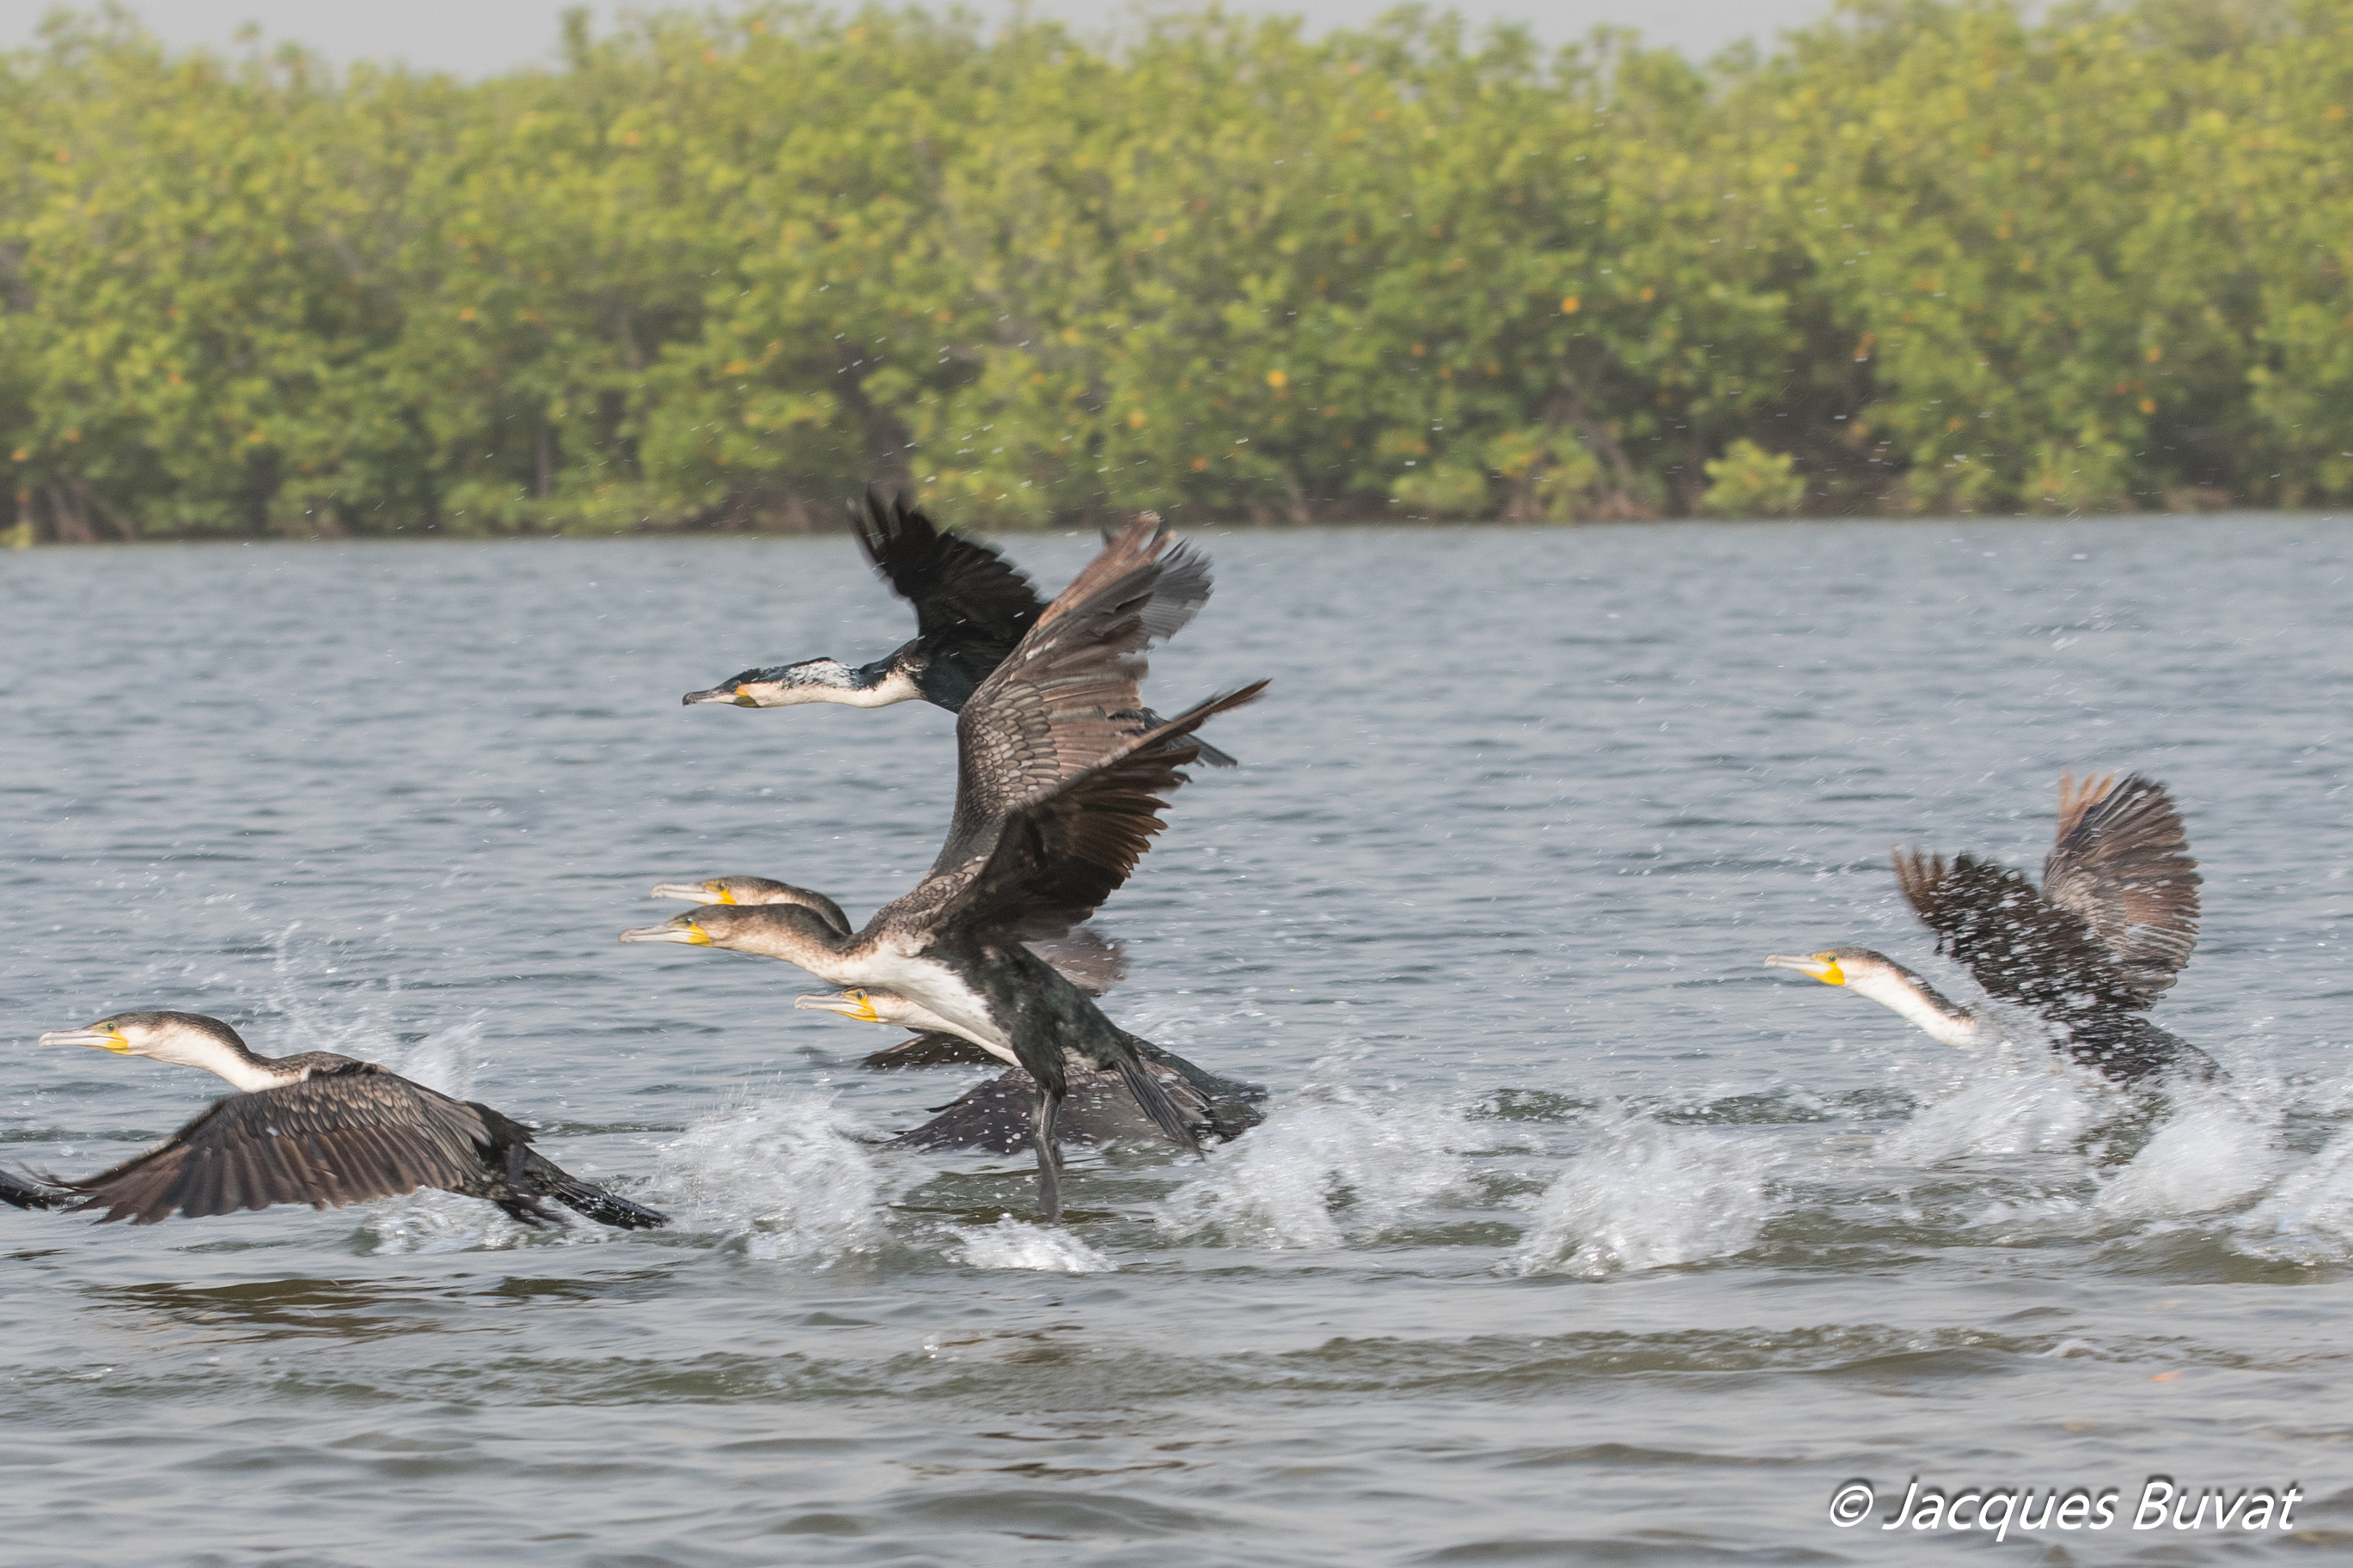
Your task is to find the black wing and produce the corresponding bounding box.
[1894,849,2156,1019]
[854,488,1044,662]
[62,1065,495,1224]
[2041,772,2201,995]
[934,682,1268,941]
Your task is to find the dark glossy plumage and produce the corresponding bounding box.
[1893,772,2200,1022]
[15,1049,665,1229]
[893,1052,1267,1154]
[1892,772,2213,1082]
[854,487,1046,710]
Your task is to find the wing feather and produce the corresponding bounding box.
[853,488,1042,652]
[2041,772,2201,991]
[65,1067,496,1225]
[924,681,1269,940]
[930,519,1177,872]
[1894,847,2156,1017]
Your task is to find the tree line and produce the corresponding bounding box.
[3,0,2348,540]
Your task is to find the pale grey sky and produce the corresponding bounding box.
[0,0,1835,71]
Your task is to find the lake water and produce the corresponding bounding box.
[2,517,2349,1565]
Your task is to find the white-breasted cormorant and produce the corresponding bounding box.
[2,1012,668,1228]
[680,489,1237,766]
[1766,772,2215,1083]
[626,520,1267,1216]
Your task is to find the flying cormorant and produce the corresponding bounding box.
[626,520,1266,1216]
[1766,772,2215,1083]
[680,489,1237,766]
[3,1012,669,1228]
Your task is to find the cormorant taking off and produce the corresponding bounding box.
[1766,772,2215,1083]
[681,489,1237,767]
[2,1012,669,1229]
[627,519,1268,1217]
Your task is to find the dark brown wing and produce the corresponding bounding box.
[1893,848,2155,1018]
[932,682,1268,940]
[929,518,1176,872]
[2041,772,2201,993]
[63,1065,495,1224]
[853,487,1043,654]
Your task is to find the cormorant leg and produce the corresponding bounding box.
[1032,1086,1065,1221]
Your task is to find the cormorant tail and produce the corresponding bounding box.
[1110,1050,1204,1156]
[523,1151,670,1230]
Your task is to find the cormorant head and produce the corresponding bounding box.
[618,903,842,956]
[647,877,853,937]
[648,876,794,906]
[682,659,860,708]
[793,988,917,1027]
[1764,947,1931,1002]
[38,1010,257,1071]
[1763,950,1854,986]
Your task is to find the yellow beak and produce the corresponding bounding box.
[38,1028,131,1052]
[1763,954,1845,985]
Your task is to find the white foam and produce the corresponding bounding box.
[2233,1126,2353,1264]
[652,1089,895,1262]
[951,1215,1118,1272]
[2094,1089,2286,1218]
[358,1189,589,1254]
[1877,1059,2117,1166]
[1513,1108,1774,1277]
[1156,1082,1470,1248]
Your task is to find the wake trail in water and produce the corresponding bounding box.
[1513,1105,1775,1277]
[1157,1061,1472,1248]
[952,1215,1118,1272]
[652,1088,900,1262]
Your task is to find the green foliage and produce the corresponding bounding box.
[3,0,2351,539]
[1702,440,1807,516]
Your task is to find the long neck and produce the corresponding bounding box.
[174,1037,311,1093]
[724,914,864,984]
[1848,967,1981,1048]
[822,653,924,708]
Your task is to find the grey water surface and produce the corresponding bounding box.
[2,518,2350,1565]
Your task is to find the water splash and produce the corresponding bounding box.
[951,1215,1118,1272]
[2233,1126,2353,1264]
[2093,1085,2286,1218]
[358,1191,584,1254]
[1876,1057,2119,1166]
[1513,1107,1774,1277]
[652,1089,895,1262]
[1156,1077,1470,1248]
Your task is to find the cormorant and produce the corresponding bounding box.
[4,1012,669,1229]
[680,489,1237,767]
[1766,772,2215,1083]
[626,520,1267,1217]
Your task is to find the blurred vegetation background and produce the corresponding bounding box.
[2,0,2347,539]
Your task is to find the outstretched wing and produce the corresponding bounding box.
[62,1065,494,1224]
[2041,772,2201,994]
[929,518,1176,872]
[1893,849,2156,1018]
[853,488,1043,656]
[932,682,1268,941]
